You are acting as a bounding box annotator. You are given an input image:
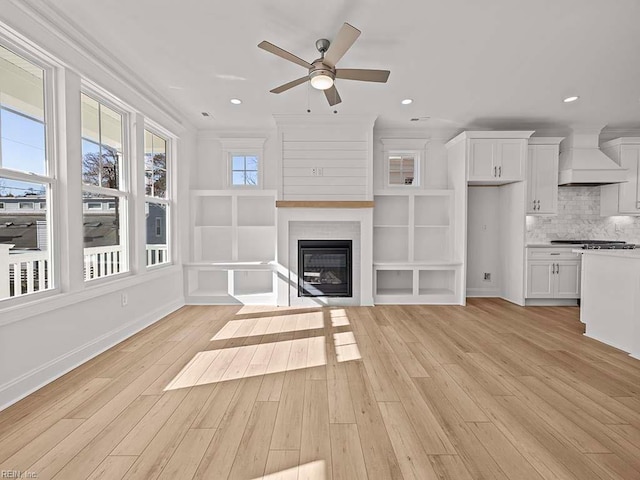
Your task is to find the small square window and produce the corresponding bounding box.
[231,154,260,187]
[0,202,5,209]
[19,202,33,209]
[87,202,102,210]
[388,152,418,187]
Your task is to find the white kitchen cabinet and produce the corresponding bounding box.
[526,138,563,214]
[468,138,528,184]
[525,247,581,299]
[600,138,640,216]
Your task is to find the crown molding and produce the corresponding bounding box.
[5,0,189,133]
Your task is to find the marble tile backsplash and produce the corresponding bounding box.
[526,186,640,244]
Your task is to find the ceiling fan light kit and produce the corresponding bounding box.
[258,22,390,106]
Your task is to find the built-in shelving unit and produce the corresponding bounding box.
[373,190,461,304]
[186,190,277,304]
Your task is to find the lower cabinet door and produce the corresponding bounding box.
[526,262,553,298]
[554,261,581,298]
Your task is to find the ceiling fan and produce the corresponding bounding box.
[258,23,390,106]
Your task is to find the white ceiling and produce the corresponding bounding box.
[47,0,640,132]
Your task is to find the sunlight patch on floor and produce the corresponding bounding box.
[333,331,361,362]
[211,311,325,341]
[329,308,350,327]
[254,460,327,480]
[165,337,327,390]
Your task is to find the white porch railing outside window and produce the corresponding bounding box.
[146,244,168,267]
[1,243,169,300]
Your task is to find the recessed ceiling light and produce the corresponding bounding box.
[563,96,579,103]
[230,98,242,105]
[401,98,413,105]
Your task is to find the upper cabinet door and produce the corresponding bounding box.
[617,145,640,214]
[532,145,559,214]
[496,139,525,181]
[468,139,497,181]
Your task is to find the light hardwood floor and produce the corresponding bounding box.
[1,298,640,479]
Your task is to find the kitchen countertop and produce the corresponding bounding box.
[526,244,583,248]
[572,249,640,259]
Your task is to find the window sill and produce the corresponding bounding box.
[0,263,182,327]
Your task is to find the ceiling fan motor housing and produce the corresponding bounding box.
[315,38,330,54]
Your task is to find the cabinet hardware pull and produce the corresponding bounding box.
[556,263,559,274]
[494,166,497,177]
[498,166,502,177]
[552,264,556,274]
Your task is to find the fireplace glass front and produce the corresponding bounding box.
[298,240,352,297]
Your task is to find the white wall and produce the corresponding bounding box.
[0,2,196,409]
[373,128,449,191]
[195,130,278,190]
[466,187,501,296]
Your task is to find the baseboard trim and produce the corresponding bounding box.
[466,288,500,297]
[0,297,185,412]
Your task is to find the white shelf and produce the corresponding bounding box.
[188,190,278,304]
[195,196,232,226]
[374,226,409,263]
[238,196,276,226]
[377,287,414,296]
[373,195,409,226]
[418,288,455,296]
[195,226,233,262]
[415,195,451,226]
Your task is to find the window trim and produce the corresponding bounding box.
[0,35,59,304]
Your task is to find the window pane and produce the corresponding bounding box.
[82,139,100,186]
[245,156,258,171]
[83,193,126,280]
[232,156,245,170]
[388,154,416,186]
[144,130,167,198]
[100,145,119,189]
[245,171,258,185]
[146,202,168,266]
[1,109,47,175]
[232,171,245,185]
[0,45,47,176]
[81,94,123,190]
[0,177,52,300]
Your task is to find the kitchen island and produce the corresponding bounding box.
[576,249,640,359]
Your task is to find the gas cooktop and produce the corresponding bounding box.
[549,240,636,249]
[550,240,627,245]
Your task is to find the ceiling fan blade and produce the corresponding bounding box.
[323,23,361,68]
[335,69,390,83]
[324,85,342,106]
[258,41,313,69]
[270,76,309,94]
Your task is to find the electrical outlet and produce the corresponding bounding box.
[483,273,491,281]
[311,168,317,176]
[121,292,128,307]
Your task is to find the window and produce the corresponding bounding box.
[231,155,258,186]
[81,92,128,280]
[0,43,54,301]
[144,128,170,267]
[388,153,418,186]
[381,139,427,188]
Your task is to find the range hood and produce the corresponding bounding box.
[558,129,627,185]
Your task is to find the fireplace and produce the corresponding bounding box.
[298,240,352,297]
